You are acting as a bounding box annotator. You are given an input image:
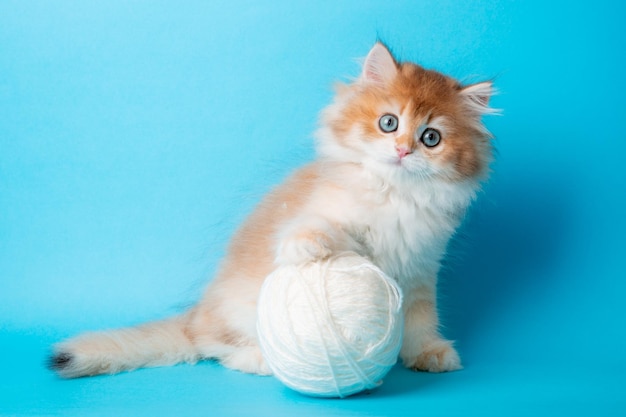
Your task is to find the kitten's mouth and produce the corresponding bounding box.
[394,156,408,167]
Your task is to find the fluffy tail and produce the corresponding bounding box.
[48,313,198,378]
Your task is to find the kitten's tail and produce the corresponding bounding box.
[48,312,199,378]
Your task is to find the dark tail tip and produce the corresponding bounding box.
[47,352,73,371]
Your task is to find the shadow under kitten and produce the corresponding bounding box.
[440,173,572,359]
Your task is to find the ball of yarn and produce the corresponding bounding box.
[256,253,403,398]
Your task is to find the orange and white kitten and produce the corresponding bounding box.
[50,43,496,378]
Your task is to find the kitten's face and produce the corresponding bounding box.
[319,43,495,183]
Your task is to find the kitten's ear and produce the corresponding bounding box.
[460,81,499,115]
[361,43,398,85]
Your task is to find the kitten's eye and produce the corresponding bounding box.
[420,128,441,147]
[378,114,399,133]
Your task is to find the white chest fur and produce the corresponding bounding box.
[346,172,476,291]
[299,163,478,293]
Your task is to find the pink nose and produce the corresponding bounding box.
[395,146,412,158]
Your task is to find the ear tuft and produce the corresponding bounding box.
[461,81,499,115]
[361,43,398,85]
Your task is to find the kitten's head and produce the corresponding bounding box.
[317,43,497,184]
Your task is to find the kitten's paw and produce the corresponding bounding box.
[402,340,462,373]
[275,231,332,265]
[220,346,272,376]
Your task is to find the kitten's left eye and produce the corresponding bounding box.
[378,114,399,133]
[420,128,441,147]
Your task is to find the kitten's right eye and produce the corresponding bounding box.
[378,114,399,133]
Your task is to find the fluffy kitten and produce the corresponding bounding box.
[49,43,496,378]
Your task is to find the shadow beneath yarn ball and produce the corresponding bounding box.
[371,364,447,397]
[437,171,573,361]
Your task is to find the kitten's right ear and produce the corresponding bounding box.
[360,43,398,85]
[460,81,500,115]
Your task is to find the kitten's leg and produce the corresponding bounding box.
[187,293,271,376]
[190,330,271,376]
[400,286,462,373]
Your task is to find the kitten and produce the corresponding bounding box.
[49,42,496,378]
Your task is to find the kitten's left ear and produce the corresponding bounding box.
[460,81,498,115]
[360,42,398,85]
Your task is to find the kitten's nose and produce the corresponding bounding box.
[395,146,412,158]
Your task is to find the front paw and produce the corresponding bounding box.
[402,340,462,373]
[275,231,332,265]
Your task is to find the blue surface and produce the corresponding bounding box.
[2,1,625,416]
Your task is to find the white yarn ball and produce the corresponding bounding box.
[257,253,404,398]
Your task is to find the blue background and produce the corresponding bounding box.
[1,1,625,416]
